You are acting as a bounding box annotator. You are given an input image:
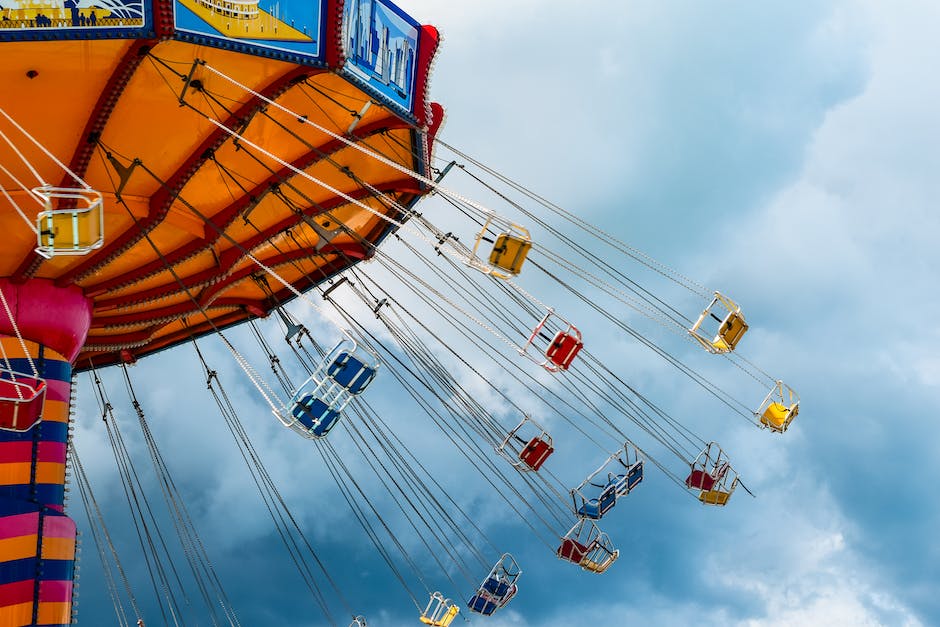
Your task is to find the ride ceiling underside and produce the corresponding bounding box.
[0,0,442,371]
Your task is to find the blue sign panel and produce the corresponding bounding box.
[174,0,323,64]
[0,0,149,38]
[342,0,419,114]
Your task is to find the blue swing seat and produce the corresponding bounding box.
[327,352,377,394]
[482,576,510,598]
[627,461,643,490]
[291,395,341,436]
[468,594,498,616]
[577,484,617,520]
[611,461,644,497]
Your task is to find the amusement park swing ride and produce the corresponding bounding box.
[0,0,800,624]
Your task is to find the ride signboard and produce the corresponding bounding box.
[174,0,324,64]
[341,0,419,114]
[0,0,150,37]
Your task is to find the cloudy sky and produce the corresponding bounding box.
[72,2,940,626]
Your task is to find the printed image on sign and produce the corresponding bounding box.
[174,0,322,61]
[343,0,419,113]
[0,0,145,31]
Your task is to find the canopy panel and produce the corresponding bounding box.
[0,0,442,370]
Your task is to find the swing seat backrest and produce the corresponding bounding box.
[420,596,458,627]
[578,484,617,519]
[546,332,583,370]
[488,233,531,275]
[35,188,104,256]
[430,604,459,627]
[328,352,376,394]
[712,312,747,352]
[292,395,329,428]
[519,437,553,471]
[557,538,589,564]
[610,462,643,498]
[468,593,498,616]
[626,460,643,492]
[598,484,617,515]
[40,209,98,249]
[685,469,716,492]
[291,396,341,436]
[482,576,510,599]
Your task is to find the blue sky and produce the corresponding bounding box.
[72,2,940,626]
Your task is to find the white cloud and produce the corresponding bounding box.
[710,485,924,627]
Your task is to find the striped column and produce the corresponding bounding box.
[0,280,91,627]
[0,341,76,627]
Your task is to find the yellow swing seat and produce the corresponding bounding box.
[756,381,800,433]
[579,547,619,574]
[557,519,619,574]
[488,233,531,275]
[689,292,748,354]
[419,592,459,627]
[760,402,799,432]
[712,311,748,352]
[686,442,740,506]
[470,216,532,279]
[418,606,458,627]
[34,186,105,258]
[698,489,732,506]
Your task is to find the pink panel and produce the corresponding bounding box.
[36,442,67,463]
[0,513,39,540]
[40,516,75,539]
[44,379,71,403]
[38,580,73,603]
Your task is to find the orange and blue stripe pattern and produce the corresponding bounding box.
[0,338,75,627]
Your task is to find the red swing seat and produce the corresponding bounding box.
[518,436,553,471]
[685,469,716,492]
[546,331,583,370]
[557,538,589,564]
[0,371,46,432]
